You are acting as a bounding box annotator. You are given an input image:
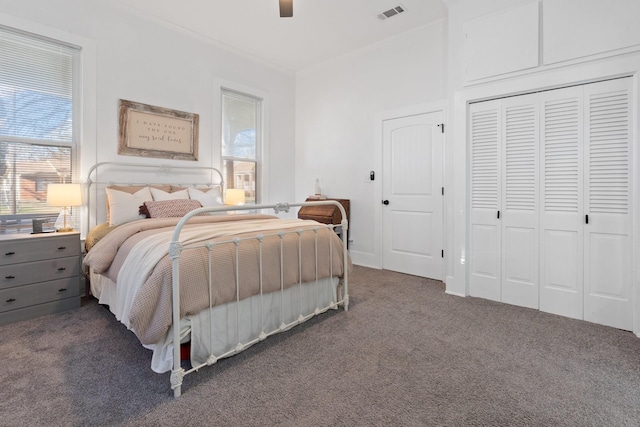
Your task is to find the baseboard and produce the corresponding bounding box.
[445,290,466,297]
[349,250,380,269]
[444,275,466,297]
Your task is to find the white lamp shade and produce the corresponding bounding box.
[47,183,83,207]
[225,189,246,206]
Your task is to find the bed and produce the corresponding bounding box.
[82,162,351,397]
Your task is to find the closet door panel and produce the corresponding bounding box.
[543,230,580,289]
[583,78,632,330]
[539,86,584,319]
[501,94,539,308]
[503,225,536,296]
[469,101,501,301]
[470,224,500,289]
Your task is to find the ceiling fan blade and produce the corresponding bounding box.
[279,0,293,17]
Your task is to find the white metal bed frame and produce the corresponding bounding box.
[169,201,349,397]
[85,162,349,397]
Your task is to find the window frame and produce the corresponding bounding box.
[220,87,264,204]
[0,24,81,233]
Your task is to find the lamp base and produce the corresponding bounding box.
[54,207,75,232]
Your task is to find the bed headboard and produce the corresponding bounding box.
[85,162,224,235]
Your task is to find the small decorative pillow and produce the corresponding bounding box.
[150,187,189,201]
[187,187,223,207]
[142,199,203,218]
[85,223,118,252]
[106,187,153,225]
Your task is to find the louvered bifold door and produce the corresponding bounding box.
[500,94,539,309]
[583,78,633,330]
[469,100,501,301]
[539,86,584,320]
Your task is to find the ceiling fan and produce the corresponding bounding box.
[279,0,293,17]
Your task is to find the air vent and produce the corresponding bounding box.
[378,5,405,20]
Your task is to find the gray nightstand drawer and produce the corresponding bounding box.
[0,276,80,313]
[0,233,80,266]
[0,256,80,289]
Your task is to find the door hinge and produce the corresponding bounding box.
[439,123,445,133]
[441,249,444,258]
[441,187,444,196]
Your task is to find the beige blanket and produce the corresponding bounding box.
[83,214,351,345]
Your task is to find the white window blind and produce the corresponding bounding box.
[0,26,78,233]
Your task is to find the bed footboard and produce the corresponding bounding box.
[169,201,349,397]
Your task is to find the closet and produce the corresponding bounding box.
[469,77,632,330]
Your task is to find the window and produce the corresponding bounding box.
[0,26,79,233]
[221,89,261,204]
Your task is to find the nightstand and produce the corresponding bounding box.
[298,198,350,246]
[0,232,81,325]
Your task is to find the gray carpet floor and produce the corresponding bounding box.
[1,265,640,426]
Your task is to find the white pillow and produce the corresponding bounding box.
[150,187,189,201]
[187,187,223,207]
[106,186,153,225]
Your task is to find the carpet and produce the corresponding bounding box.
[1,265,639,426]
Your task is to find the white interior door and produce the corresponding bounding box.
[583,78,633,330]
[469,100,501,301]
[469,95,540,309]
[539,86,585,320]
[476,77,635,330]
[382,112,443,279]
[500,94,539,309]
[539,78,633,330]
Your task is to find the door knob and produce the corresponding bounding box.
[382,200,389,205]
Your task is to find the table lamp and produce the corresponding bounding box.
[47,183,83,232]
[225,189,246,206]
[224,189,245,214]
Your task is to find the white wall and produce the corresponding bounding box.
[444,0,640,334]
[295,22,446,267]
[0,0,445,257]
[0,0,296,214]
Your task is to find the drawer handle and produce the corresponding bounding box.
[57,246,67,250]
[5,275,15,279]
[57,267,66,271]
[5,251,15,256]
[6,298,15,303]
[58,288,67,293]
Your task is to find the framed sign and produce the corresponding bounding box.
[118,99,199,161]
